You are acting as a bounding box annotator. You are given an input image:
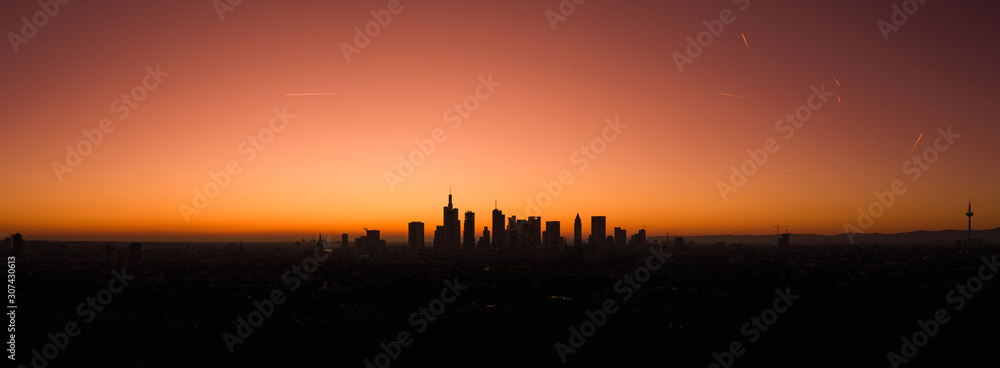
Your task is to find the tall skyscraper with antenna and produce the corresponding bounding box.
[492,201,505,249]
[574,214,582,248]
[464,211,476,251]
[442,190,460,252]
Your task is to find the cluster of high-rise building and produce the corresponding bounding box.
[398,192,647,254]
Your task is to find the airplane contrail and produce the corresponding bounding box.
[911,132,924,153]
[284,92,444,96]
[716,92,750,99]
[832,75,841,87]
[741,33,752,56]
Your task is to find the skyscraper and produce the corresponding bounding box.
[464,211,476,251]
[408,222,425,250]
[442,191,461,252]
[508,215,522,249]
[367,229,384,254]
[545,221,561,248]
[633,229,646,247]
[516,219,527,248]
[574,214,582,248]
[492,203,505,249]
[342,233,349,248]
[434,226,444,251]
[591,216,606,253]
[481,226,490,248]
[527,216,542,248]
[614,227,626,247]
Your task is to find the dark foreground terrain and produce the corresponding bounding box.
[7,241,999,367]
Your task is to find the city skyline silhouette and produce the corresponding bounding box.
[3,1,1000,367]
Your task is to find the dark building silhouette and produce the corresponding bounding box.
[614,227,627,247]
[631,229,647,247]
[574,214,582,249]
[129,242,141,266]
[342,233,348,248]
[506,215,516,249]
[544,221,561,248]
[591,216,606,253]
[492,203,505,249]
[527,216,542,248]
[778,233,790,247]
[366,229,384,254]
[441,192,460,252]
[463,211,476,251]
[516,218,529,248]
[480,226,490,248]
[317,233,325,251]
[408,222,424,250]
[433,226,444,250]
[508,216,524,249]
[105,243,113,265]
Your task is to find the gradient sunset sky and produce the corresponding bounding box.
[2,0,998,241]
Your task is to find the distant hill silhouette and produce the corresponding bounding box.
[650,227,1000,246]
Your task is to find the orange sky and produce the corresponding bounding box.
[1,0,998,242]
